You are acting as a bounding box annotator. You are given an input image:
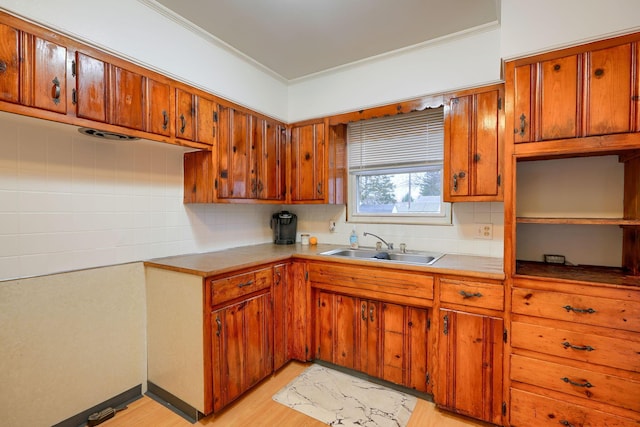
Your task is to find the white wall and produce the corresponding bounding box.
[0,113,274,281]
[501,0,640,60]
[288,26,502,122]
[0,0,289,121]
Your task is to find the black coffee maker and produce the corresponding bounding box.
[270,211,297,244]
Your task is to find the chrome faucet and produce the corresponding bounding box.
[363,232,393,250]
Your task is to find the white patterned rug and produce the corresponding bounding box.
[272,364,417,427]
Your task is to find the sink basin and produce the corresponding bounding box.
[320,248,443,266]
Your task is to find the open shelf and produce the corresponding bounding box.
[515,260,640,287]
[516,217,640,226]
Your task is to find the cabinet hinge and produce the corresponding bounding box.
[497,97,502,110]
[427,318,431,330]
[502,401,507,416]
[213,111,218,122]
[503,328,508,343]
[443,314,449,335]
[214,179,218,190]
[71,60,76,78]
[425,372,430,385]
[305,270,309,281]
[497,174,501,187]
[71,88,77,105]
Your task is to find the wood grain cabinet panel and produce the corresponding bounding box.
[0,23,20,104]
[439,278,504,311]
[272,263,288,371]
[444,84,503,201]
[510,388,640,427]
[210,268,271,306]
[217,105,250,199]
[110,65,144,131]
[175,88,195,141]
[74,52,106,122]
[290,122,325,202]
[196,96,217,146]
[23,34,67,114]
[146,79,170,136]
[436,309,503,425]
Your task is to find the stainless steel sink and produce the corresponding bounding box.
[320,248,443,266]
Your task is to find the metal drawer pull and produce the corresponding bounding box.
[559,421,575,427]
[561,377,593,388]
[459,290,483,299]
[562,305,596,314]
[361,303,367,321]
[562,341,595,352]
[237,280,254,288]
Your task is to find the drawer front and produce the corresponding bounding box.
[309,263,434,300]
[440,278,504,310]
[512,320,640,372]
[512,288,640,332]
[510,388,639,427]
[511,354,640,412]
[211,268,271,306]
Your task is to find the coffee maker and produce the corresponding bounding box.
[270,211,297,245]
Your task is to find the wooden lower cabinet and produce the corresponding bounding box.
[436,309,504,425]
[211,292,273,412]
[314,289,431,393]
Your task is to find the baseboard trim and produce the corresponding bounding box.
[146,381,204,423]
[52,384,142,427]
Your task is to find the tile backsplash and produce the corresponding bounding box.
[0,112,503,281]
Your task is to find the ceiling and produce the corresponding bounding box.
[153,0,499,81]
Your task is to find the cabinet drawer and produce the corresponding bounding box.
[210,268,271,306]
[510,388,639,427]
[512,320,640,372]
[511,354,640,412]
[440,278,503,310]
[512,288,640,332]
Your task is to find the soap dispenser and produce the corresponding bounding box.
[349,227,359,249]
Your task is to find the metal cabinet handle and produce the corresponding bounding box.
[317,182,322,196]
[559,421,576,427]
[561,377,593,388]
[459,290,483,299]
[162,110,168,130]
[215,316,222,336]
[452,171,465,192]
[515,113,526,136]
[180,114,186,134]
[562,305,596,314]
[369,305,375,322]
[275,270,281,286]
[361,302,367,321]
[51,77,61,104]
[237,280,254,288]
[562,341,595,352]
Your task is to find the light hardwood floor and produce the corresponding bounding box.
[102,362,492,427]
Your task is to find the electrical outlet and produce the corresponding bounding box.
[475,223,493,240]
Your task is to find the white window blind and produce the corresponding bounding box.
[348,107,444,172]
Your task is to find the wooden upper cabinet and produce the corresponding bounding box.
[110,65,144,131]
[290,121,326,202]
[176,88,195,141]
[509,34,640,151]
[196,96,217,146]
[444,84,503,202]
[217,105,250,199]
[146,79,170,136]
[22,34,67,114]
[256,118,286,200]
[74,52,107,123]
[0,23,20,104]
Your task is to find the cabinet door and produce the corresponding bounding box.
[26,35,67,114]
[196,96,217,146]
[358,299,381,378]
[217,106,251,199]
[407,307,430,393]
[586,43,633,136]
[0,23,20,104]
[111,65,144,130]
[74,52,106,122]
[211,292,272,412]
[290,122,325,202]
[539,54,579,141]
[147,79,170,136]
[381,302,405,385]
[256,119,286,200]
[437,309,503,425]
[176,88,195,141]
[272,264,288,371]
[445,86,502,201]
[315,291,357,369]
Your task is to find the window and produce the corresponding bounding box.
[347,107,451,225]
